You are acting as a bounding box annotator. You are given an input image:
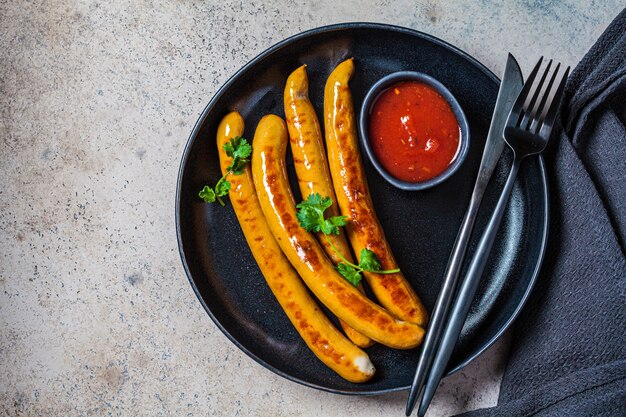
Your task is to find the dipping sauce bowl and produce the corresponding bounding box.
[359,71,470,191]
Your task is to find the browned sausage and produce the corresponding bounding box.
[324,59,428,326]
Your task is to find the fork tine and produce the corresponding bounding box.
[520,59,553,129]
[529,62,561,133]
[509,57,543,124]
[539,66,570,137]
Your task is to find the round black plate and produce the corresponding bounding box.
[176,23,548,395]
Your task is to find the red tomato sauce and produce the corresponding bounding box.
[368,81,460,182]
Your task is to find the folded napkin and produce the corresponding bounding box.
[459,9,626,417]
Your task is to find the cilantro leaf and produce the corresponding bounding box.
[215,178,231,197]
[296,193,347,235]
[229,157,249,175]
[296,205,323,233]
[223,136,251,159]
[358,249,381,272]
[235,141,252,159]
[337,263,362,286]
[297,193,332,210]
[223,137,252,174]
[222,139,237,157]
[320,215,348,235]
[200,136,251,206]
[328,215,348,229]
[198,185,216,203]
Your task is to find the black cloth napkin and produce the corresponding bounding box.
[458,10,626,417]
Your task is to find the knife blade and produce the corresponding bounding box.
[474,54,524,191]
[406,53,523,417]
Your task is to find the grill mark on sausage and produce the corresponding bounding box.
[295,112,307,124]
[326,280,397,332]
[286,301,346,365]
[385,280,417,316]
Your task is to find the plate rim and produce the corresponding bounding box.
[175,22,549,395]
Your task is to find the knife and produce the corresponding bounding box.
[405,53,523,416]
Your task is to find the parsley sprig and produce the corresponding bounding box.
[199,136,252,206]
[296,193,400,286]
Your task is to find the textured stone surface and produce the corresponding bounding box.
[0,1,618,415]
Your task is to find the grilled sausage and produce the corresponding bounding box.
[252,114,424,349]
[216,111,375,382]
[323,59,428,326]
[284,65,374,348]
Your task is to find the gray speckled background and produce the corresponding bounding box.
[0,1,618,416]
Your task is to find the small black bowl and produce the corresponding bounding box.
[359,71,470,191]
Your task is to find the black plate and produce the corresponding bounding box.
[176,23,548,395]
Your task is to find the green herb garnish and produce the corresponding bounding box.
[296,193,348,235]
[296,193,400,286]
[199,136,251,206]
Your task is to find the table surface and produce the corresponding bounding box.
[0,1,618,415]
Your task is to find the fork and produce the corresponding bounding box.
[415,58,570,417]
